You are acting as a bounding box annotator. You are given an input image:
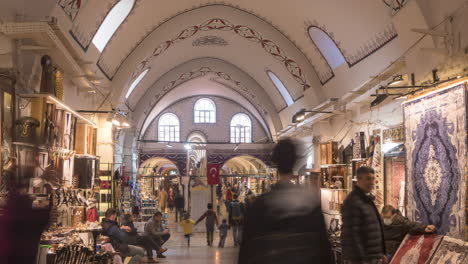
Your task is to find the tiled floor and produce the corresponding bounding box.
[142,210,239,263]
[148,232,239,263]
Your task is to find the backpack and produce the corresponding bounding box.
[230,201,243,221]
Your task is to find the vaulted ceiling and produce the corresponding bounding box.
[3,0,404,137]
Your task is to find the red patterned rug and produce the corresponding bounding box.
[390,234,443,264]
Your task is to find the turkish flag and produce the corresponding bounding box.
[207,164,221,185]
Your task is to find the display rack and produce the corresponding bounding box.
[320,164,349,189]
[141,199,157,222]
[98,163,113,220]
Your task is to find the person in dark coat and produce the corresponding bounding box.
[0,185,50,264]
[195,203,219,246]
[228,194,245,247]
[121,213,167,261]
[239,139,333,264]
[101,209,144,264]
[341,166,386,264]
[174,193,185,223]
[381,205,436,259]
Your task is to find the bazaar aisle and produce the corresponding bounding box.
[148,232,239,264]
[139,209,239,263]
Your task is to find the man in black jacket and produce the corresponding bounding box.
[174,193,185,223]
[341,166,386,264]
[239,139,333,264]
[101,209,144,264]
[381,205,436,259]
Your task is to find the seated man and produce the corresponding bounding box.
[122,213,167,261]
[101,208,144,264]
[381,205,436,260]
[145,212,170,258]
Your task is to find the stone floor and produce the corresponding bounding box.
[142,232,239,263]
[141,208,239,263]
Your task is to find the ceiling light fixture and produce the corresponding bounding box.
[388,74,404,86]
[107,110,132,128]
[371,94,389,107]
[112,119,121,126]
[292,108,333,123]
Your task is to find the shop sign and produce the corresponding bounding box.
[383,126,404,144]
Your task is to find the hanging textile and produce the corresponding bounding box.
[369,135,383,207]
[390,234,442,264]
[403,83,467,239]
[428,236,468,263]
[86,207,98,222]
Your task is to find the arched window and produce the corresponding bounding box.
[308,27,346,69]
[92,0,135,52]
[125,68,149,99]
[158,113,180,142]
[194,98,216,123]
[267,71,293,106]
[230,113,252,143]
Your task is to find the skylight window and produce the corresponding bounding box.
[92,0,135,52]
[267,71,294,106]
[125,68,149,99]
[308,27,345,69]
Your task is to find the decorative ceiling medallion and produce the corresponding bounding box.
[58,0,88,21]
[142,66,269,117]
[112,18,308,100]
[382,0,408,16]
[192,35,228,46]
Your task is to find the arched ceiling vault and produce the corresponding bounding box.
[69,1,393,103]
[132,57,283,139]
[138,157,178,176]
[63,0,395,139]
[107,5,325,113]
[137,78,274,141]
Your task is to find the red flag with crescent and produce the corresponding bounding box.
[207,164,220,185]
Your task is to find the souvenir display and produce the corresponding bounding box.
[320,141,339,164]
[320,165,347,189]
[39,55,56,95]
[15,117,40,144]
[353,132,366,159]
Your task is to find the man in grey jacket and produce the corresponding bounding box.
[145,212,170,258]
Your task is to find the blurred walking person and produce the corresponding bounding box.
[239,139,333,264]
